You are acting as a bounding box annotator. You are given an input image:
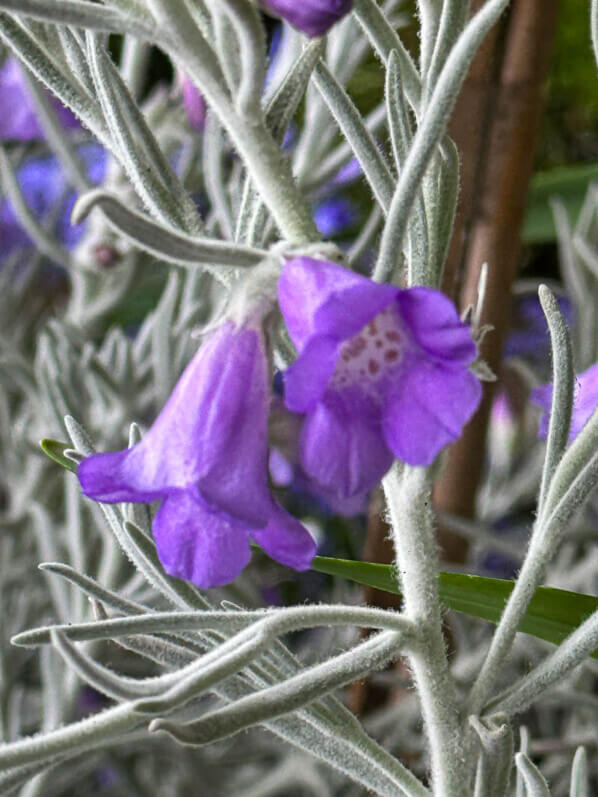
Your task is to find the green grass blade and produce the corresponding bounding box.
[311,556,598,657]
[522,162,598,244]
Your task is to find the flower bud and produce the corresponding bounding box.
[181,75,207,132]
[261,0,353,37]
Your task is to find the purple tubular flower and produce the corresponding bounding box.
[279,257,482,499]
[261,0,353,37]
[78,322,316,588]
[0,58,79,141]
[531,361,598,441]
[181,76,207,132]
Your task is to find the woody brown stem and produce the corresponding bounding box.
[434,0,559,561]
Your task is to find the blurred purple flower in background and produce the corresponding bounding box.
[269,447,295,487]
[261,0,353,37]
[181,75,207,132]
[504,291,573,364]
[0,59,103,266]
[477,549,520,580]
[76,686,108,718]
[313,197,358,238]
[532,361,598,441]
[79,322,316,588]
[329,158,362,188]
[278,257,482,500]
[0,145,106,263]
[0,58,79,141]
[264,23,285,90]
[311,158,363,240]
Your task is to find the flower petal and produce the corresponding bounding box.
[279,257,397,351]
[262,0,353,37]
[382,358,482,466]
[79,323,274,527]
[299,391,394,498]
[283,335,338,413]
[396,287,477,364]
[153,488,252,588]
[78,449,164,504]
[192,325,274,524]
[252,504,316,570]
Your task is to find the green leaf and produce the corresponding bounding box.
[40,439,78,473]
[311,556,598,658]
[522,162,598,244]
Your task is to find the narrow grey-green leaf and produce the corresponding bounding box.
[537,285,575,515]
[72,190,268,268]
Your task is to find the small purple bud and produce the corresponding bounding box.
[182,76,207,132]
[488,390,518,470]
[93,243,121,269]
[261,0,353,37]
[313,197,358,237]
[96,767,119,788]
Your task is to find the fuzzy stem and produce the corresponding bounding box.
[374,0,511,283]
[383,464,466,794]
[424,0,472,106]
[148,0,318,245]
[417,0,443,77]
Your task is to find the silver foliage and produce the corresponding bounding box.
[0,1,597,794]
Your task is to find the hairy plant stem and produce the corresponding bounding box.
[383,463,466,794]
[148,0,318,245]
